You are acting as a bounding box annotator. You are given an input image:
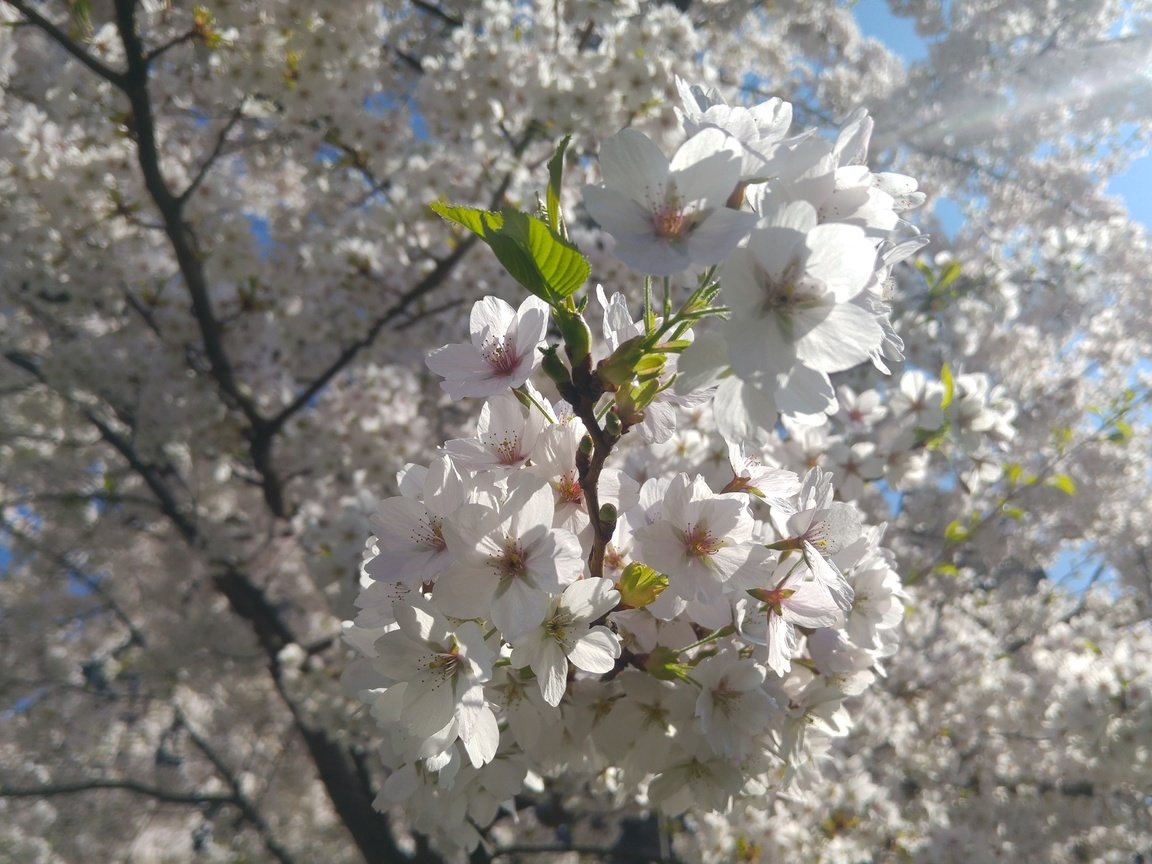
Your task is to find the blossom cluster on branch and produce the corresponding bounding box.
[342,84,927,850]
[2,1,1151,862]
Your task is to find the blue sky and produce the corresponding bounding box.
[851,0,1152,230]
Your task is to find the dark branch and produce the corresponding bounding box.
[410,0,464,28]
[144,28,199,64]
[0,778,234,807]
[4,0,126,87]
[113,0,288,517]
[177,711,301,864]
[178,103,246,206]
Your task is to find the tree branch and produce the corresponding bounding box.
[177,102,246,206]
[4,0,126,87]
[0,778,234,807]
[112,0,288,517]
[176,710,301,864]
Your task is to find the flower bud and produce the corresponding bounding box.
[616,561,667,609]
[539,344,571,389]
[595,335,647,389]
[554,307,593,366]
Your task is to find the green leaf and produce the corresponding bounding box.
[498,209,589,299]
[1004,462,1022,486]
[944,519,968,544]
[934,563,960,576]
[545,135,572,236]
[1109,419,1132,443]
[429,203,590,303]
[429,201,503,237]
[1046,473,1077,496]
[940,362,955,410]
[936,260,962,291]
[1001,505,1025,520]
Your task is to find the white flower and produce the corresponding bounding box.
[675,77,794,182]
[633,473,764,603]
[723,439,801,500]
[370,597,500,767]
[583,127,755,276]
[510,577,621,706]
[770,469,861,612]
[692,650,776,759]
[442,391,546,473]
[361,455,465,589]
[720,202,883,381]
[437,476,585,639]
[426,295,550,399]
[734,558,842,677]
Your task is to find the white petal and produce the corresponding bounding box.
[597,128,670,207]
[561,577,620,622]
[804,224,876,302]
[469,296,515,344]
[534,640,570,706]
[567,627,621,674]
[793,302,883,373]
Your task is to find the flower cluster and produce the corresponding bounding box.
[344,80,918,851]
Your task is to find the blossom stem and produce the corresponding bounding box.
[516,385,557,424]
[674,624,736,656]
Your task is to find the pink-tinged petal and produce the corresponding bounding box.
[583,185,661,238]
[671,128,741,208]
[425,342,484,380]
[597,128,670,206]
[804,224,876,302]
[684,207,757,267]
[534,640,570,706]
[469,296,516,345]
[491,577,548,640]
[793,302,882,373]
[567,627,620,674]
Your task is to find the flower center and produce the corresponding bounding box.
[555,473,584,505]
[413,516,446,551]
[683,523,722,559]
[654,203,686,238]
[493,537,529,581]
[481,335,520,377]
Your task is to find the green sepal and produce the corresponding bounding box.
[596,335,647,388]
[643,645,691,682]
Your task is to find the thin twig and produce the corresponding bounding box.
[5,0,126,87]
